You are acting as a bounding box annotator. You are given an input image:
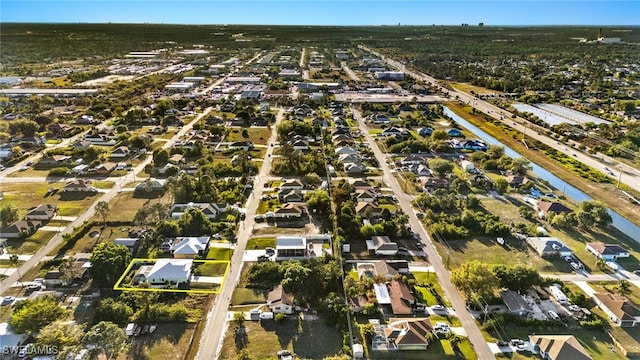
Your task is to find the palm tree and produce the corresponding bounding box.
[595,258,606,270]
[9,254,22,287]
[615,279,632,297]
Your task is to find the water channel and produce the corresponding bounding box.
[443,107,640,239]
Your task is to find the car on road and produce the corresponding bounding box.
[416,212,424,219]
[547,310,560,321]
[0,165,5,171]
[1,296,16,305]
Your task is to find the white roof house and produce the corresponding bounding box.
[171,237,209,258]
[142,259,193,287]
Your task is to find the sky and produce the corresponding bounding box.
[1,0,638,26]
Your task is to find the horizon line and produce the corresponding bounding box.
[2,22,638,27]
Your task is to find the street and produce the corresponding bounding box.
[194,108,284,360]
[354,106,496,359]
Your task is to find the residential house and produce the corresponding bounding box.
[290,139,310,151]
[280,179,305,191]
[458,139,488,151]
[384,318,433,351]
[381,127,409,140]
[278,189,304,203]
[335,146,359,156]
[136,259,193,288]
[63,179,93,192]
[460,160,475,172]
[48,123,74,136]
[537,201,572,216]
[334,140,354,148]
[75,114,97,125]
[339,153,362,164]
[171,236,210,259]
[356,202,383,219]
[506,175,530,187]
[275,236,308,260]
[113,238,140,253]
[168,153,185,164]
[110,146,131,159]
[228,141,254,151]
[357,261,409,280]
[24,204,57,221]
[344,162,368,175]
[355,189,377,203]
[72,139,92,149]
[332,134,354,143]
[366,236,398,256]
[593,292,640,327]
[528,335,592,360]
[401,154,425,166]
[350,179,372,190]
[586,242,630,261]
[0,220,42,238]
[421,177,449,191]
[38,155,72,166]
[95,162,117,174]
[526,237,573,258]
[500,290,534,317]
[388,280,416,315]
[349,295,370,313]
[267,285,295,314]
[43,270,66,287]
[170,203,227,220]
[292,105,312,116]
[370,114,390,124]
[274,203,306,218]
[411,164,431,177]
[134,179,165,193]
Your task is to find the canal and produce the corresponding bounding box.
[444,107,640,239]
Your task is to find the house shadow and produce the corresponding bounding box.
[57,191,97,201]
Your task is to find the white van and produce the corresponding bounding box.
[125,323,136,336]
[260,311,274,320]
[547,310,560,321]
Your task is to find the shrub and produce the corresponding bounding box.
[274,312,287,323]
[48,167,70,177]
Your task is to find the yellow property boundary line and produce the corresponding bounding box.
[113,258,230,294]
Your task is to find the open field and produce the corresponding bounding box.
[226,127,272,145]
[218,316,343,359]
[0,182,99,217]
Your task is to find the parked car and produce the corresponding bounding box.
[432,304,445,311]
[1,296,16,305]
[265,247,275,256]
[547,310,560,321]
[570,262,580,270]
[568,305,581,312]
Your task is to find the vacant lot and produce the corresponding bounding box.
[0,182,98,217]
[218,316,343,359]
[226,127,272,145]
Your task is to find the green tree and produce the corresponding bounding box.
[233,311,246,327]
[10,295,70,335]
[431,129,449,140]
[0,204,19,227]
[89,243,132,287]
[83,321,128,360]
[153,149,170,167]
[96,298,134,324]
[494,177,508,194]
[304,189,331,214]
[8,119,39,136]
[492,265,541,292]
[178,207,213,236]
[9,254,22,285]
[428,158,454,177]
[615,279,632,297]
[451,260,499,299]
[36,321,84,349]
[95,201,110,226]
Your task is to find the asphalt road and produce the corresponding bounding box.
[194,108,284,360]
[358,45,640,194]
[353,107,496,360]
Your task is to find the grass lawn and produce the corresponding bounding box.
[194,262,228,276]
[93,180,115,189]
[0,182,99,218]
[218,316,343,360]
[226,127,272,145]
[246,237,276,250]
[257,199,281,214]
[232,288,266,305]
[57,225,130,256]
[107,192,170,222]
[206,247,233,260]
[130,322,196,360]
[6,230,56,254]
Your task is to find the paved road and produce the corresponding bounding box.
[194,108,284,360]
[341,61,360,82]
[358,45,640,194]
[353,107,495,360]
